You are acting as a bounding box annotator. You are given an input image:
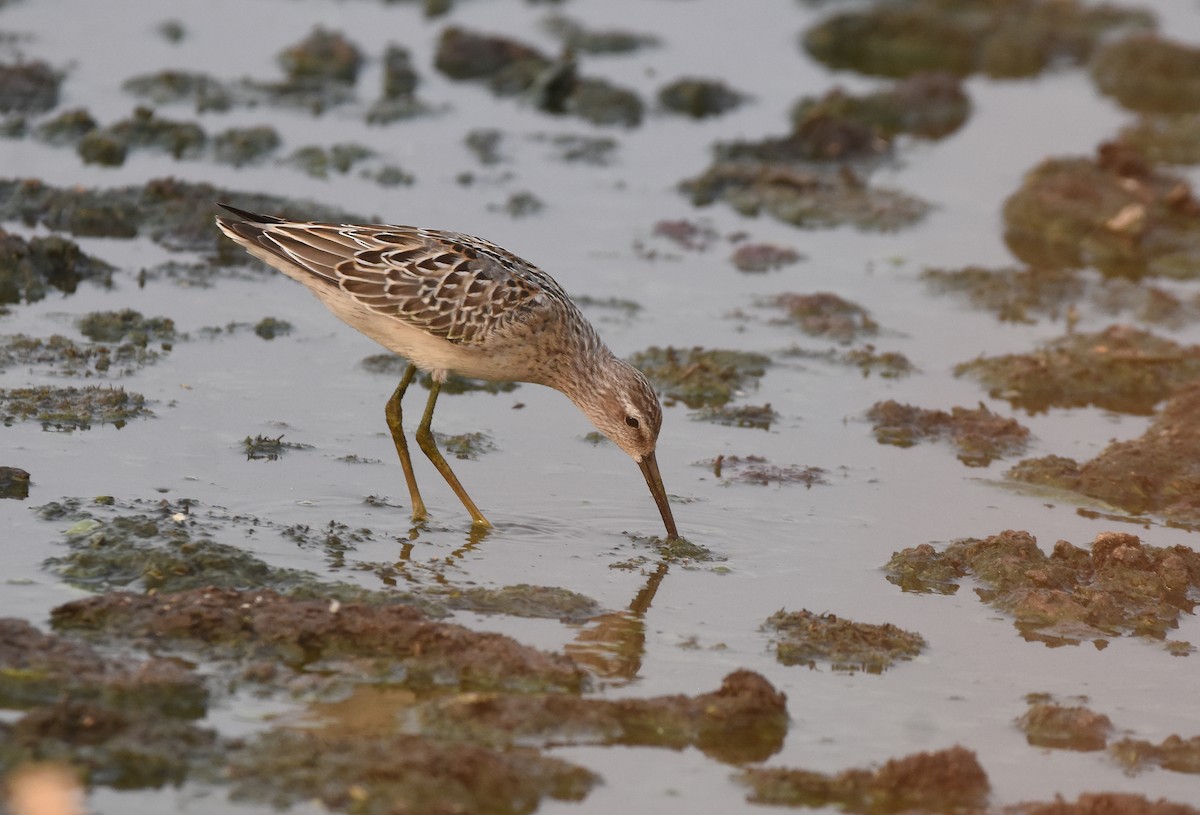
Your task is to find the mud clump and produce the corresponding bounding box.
[212,125,281,167]
[34,108,98,145]
[691,403,779,430]
[0,176,364,253]
[886,530,1200,651]
[0,385,151,431]
[0,466,29,499]
[790,73,970,146]
[629,346,769,408]
[77,107,207,167]
[867,400,1030,467]
[1119,114,1200,166]
[0,617,207,716]
[0,61,61,114]
[279,26,362,85]
[0,227,113,305]
[541,13,658,55]
[1008,382,1200,525]
[731,243,803,273]
[764,609,925,674]
[769,292,878,343]
[956,324,1200,415]
[242,434,311,461]
[227,727,597,815]
[417,670,787,764]
[1111,734,1200,775]
[1009,794,1200,815]
[435,26,643,127]
[0,698,221,789]
[707,455,828,488]
[1017,696,1113,751]
[922,265,1085,324]
[1091,35,1200,115]
[740,745,988,812]
[658,78,746,119]
[51,587,588,693]
[682,162,930,232]
[802,0,1152,79]
[1002,143,1200,279]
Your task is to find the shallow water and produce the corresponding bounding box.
[3,0,1200,812]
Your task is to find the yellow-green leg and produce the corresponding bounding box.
[414,379,492,528]
[385,364,427,523]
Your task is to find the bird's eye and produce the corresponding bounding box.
[625,416,640,429]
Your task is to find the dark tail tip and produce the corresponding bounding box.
[216,203,287,224]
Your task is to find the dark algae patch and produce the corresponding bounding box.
[1009,382,1200,525]
[77,309,175,345]
[1017,695,1113,751]
[77,107,207,167]
[922,265,1085,324]
[691,403,779,431]
[802,0,1153,79]
[956,324,1200,415]
[867,400,1030,467]
[764,609,925,674]
[886,530,1200,651]
[1002,143,1200,279]
[739,745,989,812]
[629,346,769,408]
[0,385,150,430]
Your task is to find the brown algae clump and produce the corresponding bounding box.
[867,400,1030,467]
[629,346,769,408]
[77,309,175,345]
[885,530,1200,650]
[0,385,150,431]
[802,0,1152,79]
[956,324,1200,415]
[1002,143,1200,279]
[1017,695,1113,751]
[414,670,787,764]
[769,292,879,343]
[242,434,312,461]
[739,745,989,812]
[1091,35,1200,115]
[764,609,926,674]
[278,26,363,85]
[1008,382,1200,524]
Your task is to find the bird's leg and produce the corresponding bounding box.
[414,378,492,528]
[385,364,428,523]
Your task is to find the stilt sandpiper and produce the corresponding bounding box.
[215,204,679,539]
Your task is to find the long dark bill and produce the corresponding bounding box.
[638,449,679,540]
